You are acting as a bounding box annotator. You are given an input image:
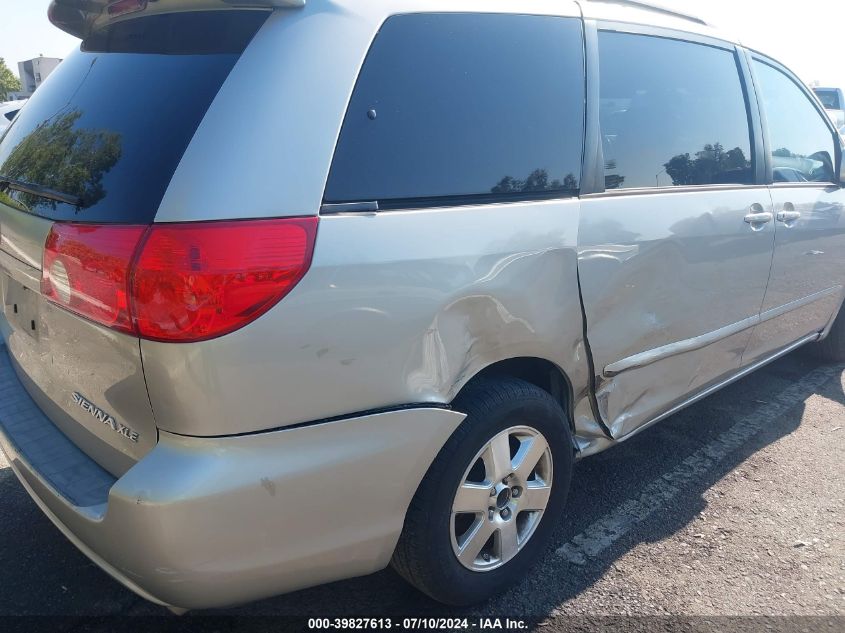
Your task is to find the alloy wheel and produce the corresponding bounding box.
[450,425,553,572]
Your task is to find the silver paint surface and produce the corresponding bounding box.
[577,331,820,458]
[743,185,845,362]
[0,405,464,610]
[142,200,594,441]
[578,188,776,438]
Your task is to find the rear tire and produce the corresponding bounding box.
[811,305,845,362]
[391,378,574,606]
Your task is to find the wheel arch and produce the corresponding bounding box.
[451,357,576,435]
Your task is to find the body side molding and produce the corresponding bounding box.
[604,286,841,377]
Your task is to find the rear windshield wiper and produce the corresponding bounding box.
[0,176,83,207]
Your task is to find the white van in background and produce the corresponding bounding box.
[0,100,27,134]
[814,87,845,134]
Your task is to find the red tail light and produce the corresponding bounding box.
[42,224,147,335]
[131,219,318,342]
[41,218,318,342]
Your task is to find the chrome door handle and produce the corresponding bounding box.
[777,210,802,222]
[744,212,773,224]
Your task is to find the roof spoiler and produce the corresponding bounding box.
[48,0,305,40]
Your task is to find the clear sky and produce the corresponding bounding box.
[0,0,844,88]
[671,0,845,89]
[0,1,79,68]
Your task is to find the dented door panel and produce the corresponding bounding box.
[578,189,775,438]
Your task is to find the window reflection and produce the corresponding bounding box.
[598,31,753,190]
[0,12,265,224]
[0,110,121,212]
[753,61,836,184]
[771,148,833,183]
[492,170,578,194]
[325,14,585,206]
[663,144,749,187]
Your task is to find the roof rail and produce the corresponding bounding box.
[583,0,711,27]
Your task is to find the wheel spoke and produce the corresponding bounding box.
[450,425,555,572]
[483,431,513,482]
[497,520,520,563]
[521,482,552,512]
[457,518,494,566]
[513,435,548,482]
[453,483,492,513]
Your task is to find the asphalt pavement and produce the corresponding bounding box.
[0,350,843,631]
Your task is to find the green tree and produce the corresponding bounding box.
[0,58,21,101]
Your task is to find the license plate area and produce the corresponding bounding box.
[3,274,40,341]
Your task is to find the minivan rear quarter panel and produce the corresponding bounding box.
[143,1,592,439]
[142,201,592,437]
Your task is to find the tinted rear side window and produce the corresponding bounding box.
[599,32,753,190]
[324,13,585,208]
[0,11,268,223]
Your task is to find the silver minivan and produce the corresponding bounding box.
[1,0,844,612]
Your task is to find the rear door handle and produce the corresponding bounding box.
[744,212,773,225]
[777,210,801,223]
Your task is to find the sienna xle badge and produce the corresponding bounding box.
[0,0,844,612]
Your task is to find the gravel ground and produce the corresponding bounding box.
[0,350,843,631]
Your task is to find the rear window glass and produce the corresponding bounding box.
[814,89,841,110]
[0,11,268,223]
[324,13,585,209]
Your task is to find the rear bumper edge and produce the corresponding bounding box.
[0,349,465,608]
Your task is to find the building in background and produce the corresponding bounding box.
[11,55,62,99]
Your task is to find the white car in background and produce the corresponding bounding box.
[813,87,845,135]
[0,100,27,133]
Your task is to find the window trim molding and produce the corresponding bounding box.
[336,189,581,213]
[581,183,770,200]
[739,46,772,185]
[322,193,582,216]
[580,20,604,196]
[593,20,737,51]
[769,182,840,190]
[736,46,767,186]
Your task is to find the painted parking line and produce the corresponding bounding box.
[557,362,843,565]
